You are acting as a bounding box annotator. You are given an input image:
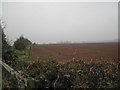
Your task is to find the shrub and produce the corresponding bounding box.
[1,22,18,65]
[14,36,32,50]
[22,58,119,89]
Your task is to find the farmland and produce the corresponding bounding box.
[31,43,118,63]
[2,41,119,88]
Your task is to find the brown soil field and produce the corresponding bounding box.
[31,43,118,63]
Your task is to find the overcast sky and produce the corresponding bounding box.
[2,2,118,44]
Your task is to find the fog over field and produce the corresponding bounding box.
[2,2,118,44]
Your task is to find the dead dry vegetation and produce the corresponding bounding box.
[13,56,119,89]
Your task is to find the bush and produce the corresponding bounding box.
[2,66,18,88]
[22,58,119,89]
[14,36,32,50]
[1,22,18,65]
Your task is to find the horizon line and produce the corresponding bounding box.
[35,41,118,45]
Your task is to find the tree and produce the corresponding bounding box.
[14,36,32,50]
[1,20,18,65]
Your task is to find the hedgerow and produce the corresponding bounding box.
[20,58,120,89]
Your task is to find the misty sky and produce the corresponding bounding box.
[2,2,118,44]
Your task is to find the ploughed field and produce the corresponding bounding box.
[31,43,118,63]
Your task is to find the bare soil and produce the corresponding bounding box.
[31,43,118,63]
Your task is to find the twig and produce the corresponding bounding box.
[53,75,59,90]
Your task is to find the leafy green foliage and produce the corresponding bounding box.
[14,36,32,50]
[2,67,18,88]
[1,22,18,65]
[20,58,119,89]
